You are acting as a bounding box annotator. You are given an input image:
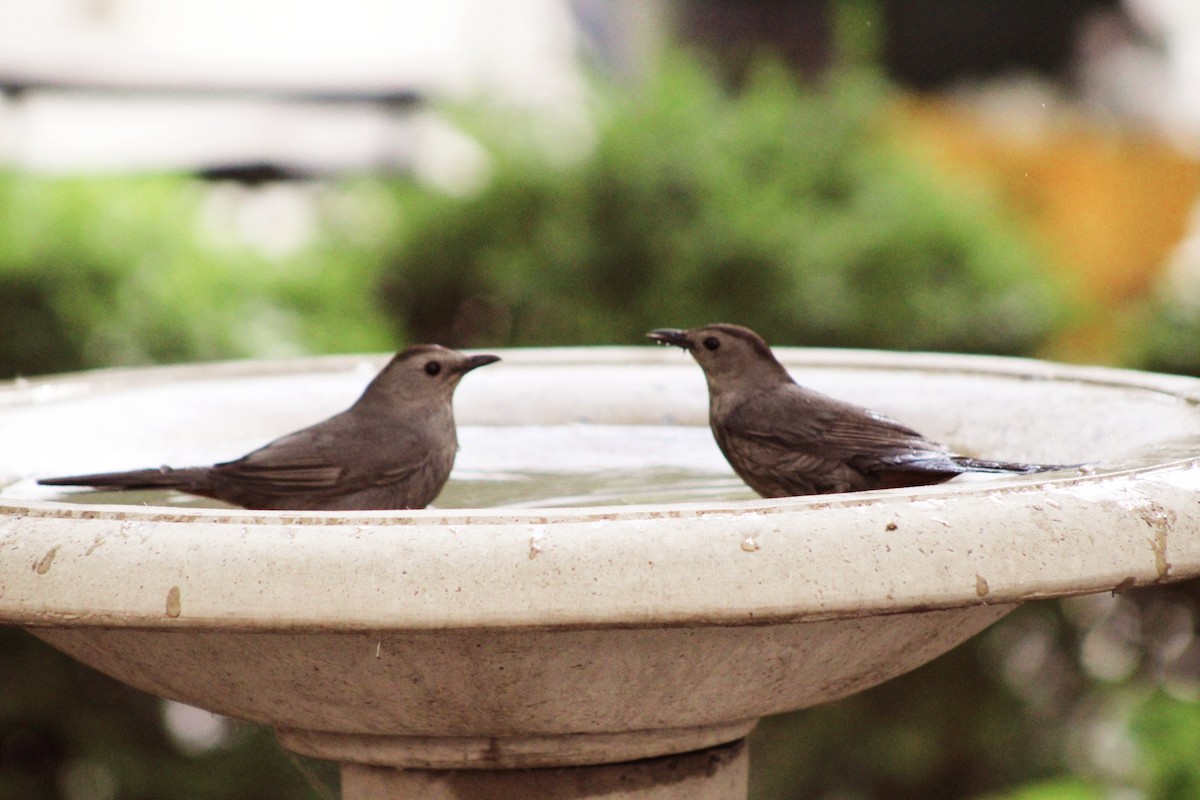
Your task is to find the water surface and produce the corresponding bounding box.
[6,424,756,510]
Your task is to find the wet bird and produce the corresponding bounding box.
[648,323,1075,497]
[39,345,499,510]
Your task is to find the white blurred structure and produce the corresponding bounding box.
[1076,0,1200,315]
[0,0,589,180]
[1126,0,1200,148]
[1077,0,1200,154]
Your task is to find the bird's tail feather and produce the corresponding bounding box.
[38,466,207,491]
[951,457,1080,475]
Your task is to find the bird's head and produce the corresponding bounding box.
[647,324,793,394]
[363,344,500,404]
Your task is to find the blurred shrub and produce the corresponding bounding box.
[0,176,396,378]
[1129,690,1200,799]
[1127,227,1200,377]
[0,628,336,800]
[979,779,1105,800]
[379,54,1067,353]
[751,580,1200,800]
[1136,304,1200,378]
[0,55,1069,381]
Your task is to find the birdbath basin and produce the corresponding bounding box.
[3,347,1200,799]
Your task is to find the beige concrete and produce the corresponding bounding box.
[31,604,1007,768]
[3,348,1200,798]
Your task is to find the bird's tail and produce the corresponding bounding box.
[951,457,1081,475]
[38,466,208,491]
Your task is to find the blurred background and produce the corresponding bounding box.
[2,1,1200,798]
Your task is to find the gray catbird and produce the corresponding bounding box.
[39,345,499,510]
[648,323,1076,497]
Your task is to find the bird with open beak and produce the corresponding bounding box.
[648,323,1076,497]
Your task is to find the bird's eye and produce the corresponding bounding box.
[703,337,721,351]
[424,361,442,376]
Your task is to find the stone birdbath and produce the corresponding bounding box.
[2,347,1199,799]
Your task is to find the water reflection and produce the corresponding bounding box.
[436,469,754,509]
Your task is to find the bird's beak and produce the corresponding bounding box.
[646,328,693,350]
[460,354,501,373]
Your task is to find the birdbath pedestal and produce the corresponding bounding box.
[2,347,1200,800]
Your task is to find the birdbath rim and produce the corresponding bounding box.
[2,346,1200,633]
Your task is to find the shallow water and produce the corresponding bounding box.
[8,424,758,510]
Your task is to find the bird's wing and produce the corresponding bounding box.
[729,389,941,460]
[210,416,427,499]
[717,429,844,495]
[718,389,954,494]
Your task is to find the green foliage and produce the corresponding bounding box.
[745,581,1200,800]
[0,55,1068,380]
[978,778,1106,800]
[0,175,396,378]
[0,628,336,800]
[380,54,1066,353]
[750,640,1060,800]
[1129,691,1200,799]
[1135,302,1200,377]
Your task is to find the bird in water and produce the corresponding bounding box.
[648,323,1076,497]
[40,345,499,510]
